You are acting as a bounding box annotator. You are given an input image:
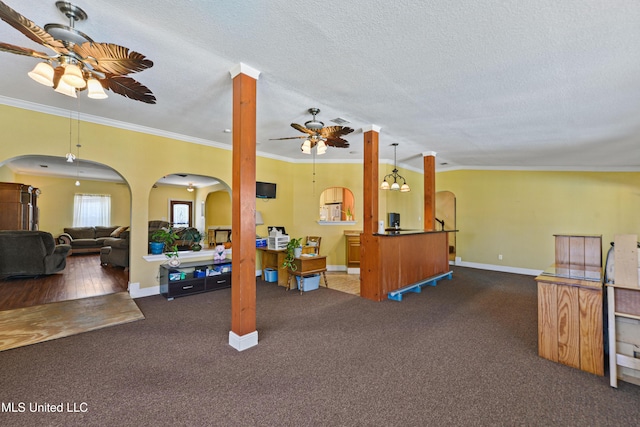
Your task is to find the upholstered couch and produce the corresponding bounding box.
[0,231,71,277]
[57,226,128,254]
[100,230,130,269]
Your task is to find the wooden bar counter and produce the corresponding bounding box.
[360,230,452,302]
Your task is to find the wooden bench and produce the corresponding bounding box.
[387,271,453,301]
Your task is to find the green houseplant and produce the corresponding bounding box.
[282,237,303,271]
[182,228,203,251]
[151,227,180,262]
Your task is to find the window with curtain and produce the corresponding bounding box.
[73,194,111,227]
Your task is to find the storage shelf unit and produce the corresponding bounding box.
[607,234,640,388]
[160,259,231,300]
[268,235,289,250]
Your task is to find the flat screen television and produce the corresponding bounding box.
[256,181,277,199]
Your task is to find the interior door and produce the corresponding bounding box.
[170,200,193,227]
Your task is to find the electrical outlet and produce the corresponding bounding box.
[498,254,503,260]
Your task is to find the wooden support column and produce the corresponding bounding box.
[362,125,381,235]
[423,151,437,231]
[229,63,260,351]
[360,125,382,301]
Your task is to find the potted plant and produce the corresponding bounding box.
[345,206,354,221]
[182,228,203,251]
[282,237,303,271]
[150,227,180,264]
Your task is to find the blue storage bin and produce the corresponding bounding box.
[264,268,278,283]
[296,274,320,292]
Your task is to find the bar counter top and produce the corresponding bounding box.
[374,229,458,236]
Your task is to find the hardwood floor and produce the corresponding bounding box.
[0,254,128,311]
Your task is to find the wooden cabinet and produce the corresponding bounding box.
[345,231,361,269]
[0,182,40,230]
[160,259,231,300]
[321,187,343,204]
[536,234,604,376]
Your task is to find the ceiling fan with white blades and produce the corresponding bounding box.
[270,108,354,154]
[0,1,156,103]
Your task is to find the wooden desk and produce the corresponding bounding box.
[257,248,288,288]
[287,255,328,294]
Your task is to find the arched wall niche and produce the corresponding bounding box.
[319,186,355,222]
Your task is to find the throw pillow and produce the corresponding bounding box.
[110,226,129,238]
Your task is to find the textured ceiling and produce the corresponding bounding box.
[1,0,639,177]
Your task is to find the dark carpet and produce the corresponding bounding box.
[1,266,639,426]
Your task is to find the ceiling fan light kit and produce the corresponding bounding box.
[0,1,155,103]
[380,143,410,193]
[270,108,354,155]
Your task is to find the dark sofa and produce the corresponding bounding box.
[0,231,71,277]
[57,226,128,254]
[100,230,130,269]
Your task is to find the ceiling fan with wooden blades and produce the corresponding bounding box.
[0,1,156,103]
[270,108,354,154]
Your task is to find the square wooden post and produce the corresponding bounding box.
[360,125,382,301]
[423,152,436,231]
[229,63,260,351]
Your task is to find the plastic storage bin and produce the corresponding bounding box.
[296,274,320,292]
[264,268,278,283]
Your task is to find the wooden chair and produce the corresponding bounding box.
[302,236,321,255]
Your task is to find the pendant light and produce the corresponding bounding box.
[380,143,410,192]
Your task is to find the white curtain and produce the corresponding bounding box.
[73,194,111,227]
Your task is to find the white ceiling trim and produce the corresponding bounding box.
[2,96,638,173]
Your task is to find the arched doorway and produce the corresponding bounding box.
[0,155,131,310]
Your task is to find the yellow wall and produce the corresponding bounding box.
[206,190,232,228]
[14,174,131,235]
[0,104,239,290]
[4,103,638,285]
[436,170,640,270]
[0,164,15,182]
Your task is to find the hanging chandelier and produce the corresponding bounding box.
[380,143,410,192]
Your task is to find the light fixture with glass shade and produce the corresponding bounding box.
[0,1,154,103]
[299,135,328,155]
[380,143,410,192]
[186,183,195,192]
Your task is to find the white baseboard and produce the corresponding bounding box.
[347,267,360,275]
[327,264,347,272]
[452,259,542,276]
[229,330,258,351]
[128,282,160,298]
